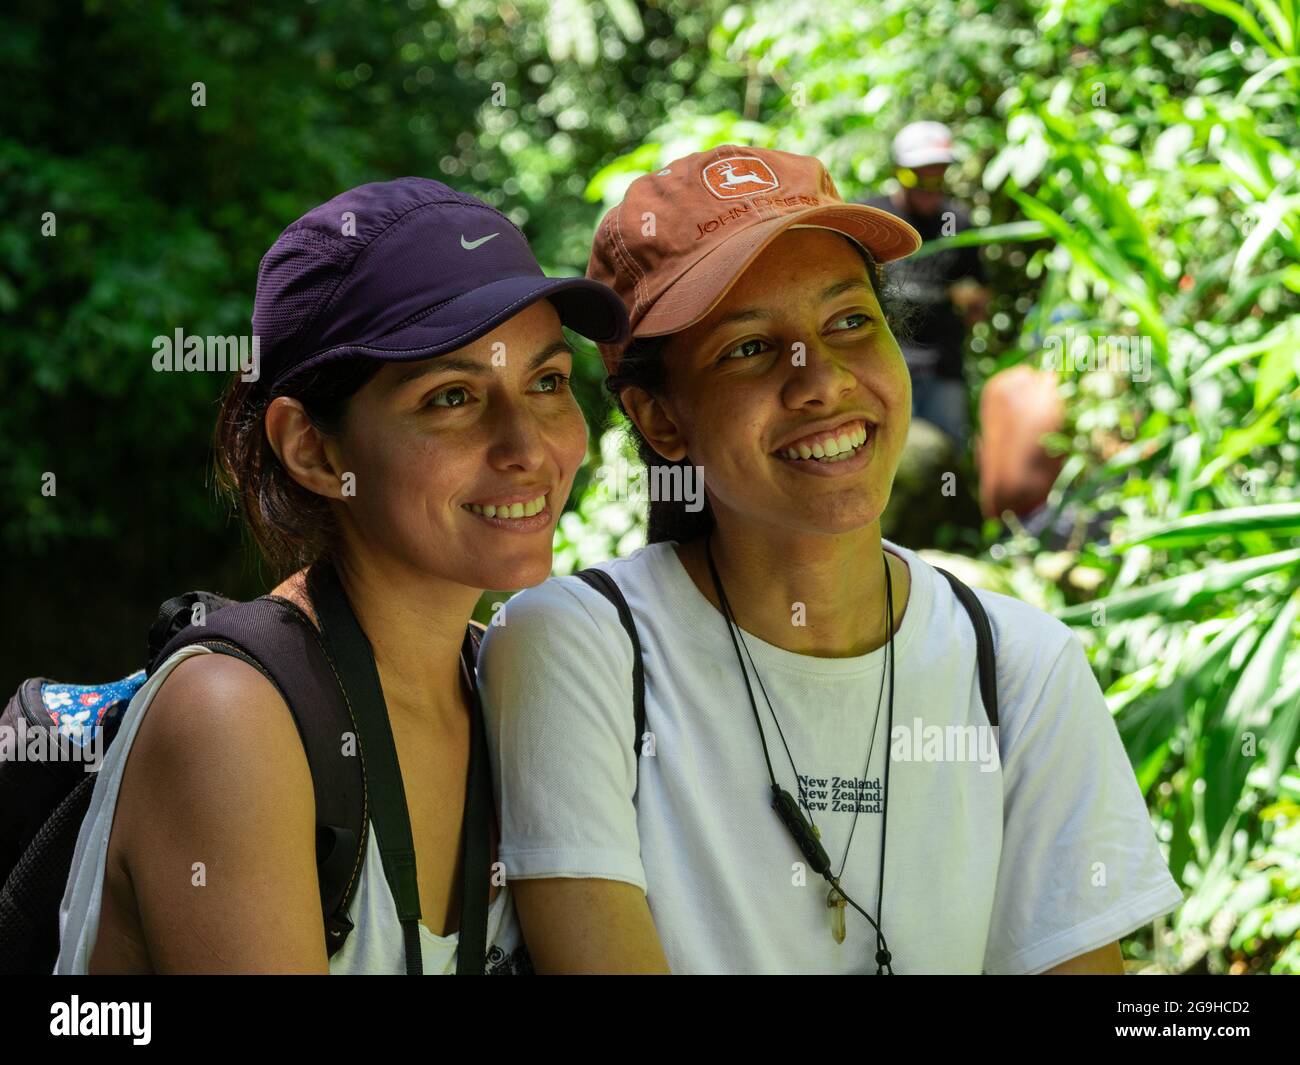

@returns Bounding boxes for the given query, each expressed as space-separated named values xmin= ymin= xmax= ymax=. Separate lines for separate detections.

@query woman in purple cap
xmin=55 ymin=178 xmax=627 ymax=974
xmin=477 ymin=146 xmax=1182 ymax=975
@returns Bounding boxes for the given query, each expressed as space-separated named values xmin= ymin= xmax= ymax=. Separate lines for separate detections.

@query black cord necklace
xmin=704 ymin=533 xmax=897 ymax=974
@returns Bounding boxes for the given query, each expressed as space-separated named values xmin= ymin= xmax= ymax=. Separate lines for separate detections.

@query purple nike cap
xmin=253 ymin=177 xmax=630 ymax=392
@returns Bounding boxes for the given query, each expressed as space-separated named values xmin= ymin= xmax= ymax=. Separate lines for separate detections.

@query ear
xmin=264 ymin=396 xmax=348 ymax=500
xmin=619 ymin=385 xmax=689 ymax=463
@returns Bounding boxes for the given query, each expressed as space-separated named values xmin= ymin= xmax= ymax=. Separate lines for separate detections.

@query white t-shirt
xmin=477 ymin=538 xmax=1183 ymax=974
xmin=56 ymin=644 xmax=530 ymax=975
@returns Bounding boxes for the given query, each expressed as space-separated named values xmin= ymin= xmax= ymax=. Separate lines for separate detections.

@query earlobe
xmin=619 ymin=385 xmax=689 ymax=463
xmin=264 ymin=397 xmax=345 ymax=500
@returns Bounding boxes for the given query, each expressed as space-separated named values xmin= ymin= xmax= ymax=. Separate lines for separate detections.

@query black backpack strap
xmin=574 ymin=568 xmax=646 ymax=779
xmin=933 ymin=567 xmax=999 ymax=728
xmin=573 ymin=564 xmax=997 ymax=779
xmin=149 ymin=593 xmax=367 ymax=959
xmin=147 ymin=591 xmax=239 ymax=670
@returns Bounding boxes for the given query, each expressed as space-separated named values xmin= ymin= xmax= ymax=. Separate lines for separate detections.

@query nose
xmin=485 ymin=399 xmax=547 ymax=474
xmin=782 ymin=338 xmax=857 ymax=410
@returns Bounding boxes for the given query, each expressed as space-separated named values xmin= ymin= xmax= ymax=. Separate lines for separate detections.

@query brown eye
xmin=430 ymin=386 xmax=470 ymax=408
xmin=830 ymin=313 xmax=871 ymax=332
xmin=530 ymin=372 xmax=570 ymax=394
xmin=722 ymin=338 xmax=770 ymax=361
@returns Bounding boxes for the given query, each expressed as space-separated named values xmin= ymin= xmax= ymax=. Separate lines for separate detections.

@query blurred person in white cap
xmin=861 ymin=121 xmax=991 ymax=451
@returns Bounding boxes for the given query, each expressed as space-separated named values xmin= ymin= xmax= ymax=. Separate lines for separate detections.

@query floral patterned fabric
xmin=40 ymin=671 xmax=145 ymax=748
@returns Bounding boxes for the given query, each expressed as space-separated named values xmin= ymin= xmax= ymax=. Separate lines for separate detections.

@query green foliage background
xmin=3 ymin=0 xmax=1299 ymax=973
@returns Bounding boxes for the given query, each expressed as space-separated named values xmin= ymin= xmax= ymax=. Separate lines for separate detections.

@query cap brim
xmin=897 ymin=150 xmax=957 ymax=168
xmin=282 ymin=274 xmax=629 ymax=383
xmin=635 ymin=204 xmax=922 ymax=338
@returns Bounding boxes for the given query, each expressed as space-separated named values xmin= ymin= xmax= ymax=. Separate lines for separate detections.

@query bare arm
xmin=1042 ymin=940 xmax=1125 ymax=974
xmin=110 ymin=653 xmax=329 ymax=974
xmin=511 ymin=878 xmax=671 ymax=974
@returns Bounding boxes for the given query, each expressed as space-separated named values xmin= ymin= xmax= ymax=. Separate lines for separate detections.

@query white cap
xmin=891 ymin=121 xmax=957 ymax=168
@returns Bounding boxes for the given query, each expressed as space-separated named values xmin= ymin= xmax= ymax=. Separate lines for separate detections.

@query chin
xmin=793 ymin=494 xmax=890 ymax=535
xmin=477 ymin=555 xmax=555 ymax=592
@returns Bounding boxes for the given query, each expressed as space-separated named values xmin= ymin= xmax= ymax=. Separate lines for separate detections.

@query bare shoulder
xmin=108 ymin=650 xmax=326 ymax=973
xmin=128 ymin=651 xmax=311 ymax=784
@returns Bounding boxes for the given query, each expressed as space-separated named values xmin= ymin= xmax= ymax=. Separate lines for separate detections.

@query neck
xmin=675 ymin=516 xmax=910 ymax=658
xmin=293 ymin=550 xmax=482 ymax=729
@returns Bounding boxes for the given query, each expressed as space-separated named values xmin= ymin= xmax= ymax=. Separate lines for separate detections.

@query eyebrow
xmin=820 ymin=278 xmax=873 ymax=300
xmin=389 ymin=339 xmax=572 ymax=389
xmin=701 ymin=277 xmax=874 ymax=339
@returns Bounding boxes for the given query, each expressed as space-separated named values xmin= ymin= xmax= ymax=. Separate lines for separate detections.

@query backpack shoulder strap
xmin=573 ymin=568 xmax=646 ymax=777
xmin=467 ymin=619 xmax=486 ymax=656
xmin=574 ymin=563 xmax=999 ymax=771
xmin=148 ymin=594 xmax=368 ymax=958
xmin=933 ymin=567 xmax=999 ymax=727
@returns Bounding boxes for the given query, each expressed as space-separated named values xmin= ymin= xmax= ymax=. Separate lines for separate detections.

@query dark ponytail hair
xmin=604 ymin=334 xmax=713 ymax=545
xmin=214 ymin=359 xmax=383 ymax=577
xmin=605 ymin=245 xmax=905 ymax=544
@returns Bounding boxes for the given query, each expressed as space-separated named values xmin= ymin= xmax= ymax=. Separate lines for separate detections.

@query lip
xmin=772 ymin=415 xmax=876 ymax=454
xmin=772 ymin=424 xmax=877 ymax=476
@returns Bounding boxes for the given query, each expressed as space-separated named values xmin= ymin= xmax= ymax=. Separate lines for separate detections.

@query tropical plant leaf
xmin=1055 ymin=549 xmax=1300 ymax=624
xmin=1112 ymin=503 xmax=1300 ymax=550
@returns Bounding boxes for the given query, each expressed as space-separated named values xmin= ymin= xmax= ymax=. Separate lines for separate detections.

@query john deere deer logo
xmin=702 ymin=157 xmax=780 ymax=200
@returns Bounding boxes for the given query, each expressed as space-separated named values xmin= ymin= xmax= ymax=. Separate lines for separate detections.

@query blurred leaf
xmin=1113 ymin=503 xmax=1300 ymax=550
xmin=1055 ymin=548 xmax=1300 ymax=624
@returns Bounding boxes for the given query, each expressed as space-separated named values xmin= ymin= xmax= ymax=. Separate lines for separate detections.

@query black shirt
xmin=861 ymin=195 xmax=986 ymax=382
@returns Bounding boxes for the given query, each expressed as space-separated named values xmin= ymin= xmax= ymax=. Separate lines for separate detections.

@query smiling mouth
xmin=772 ymin=419 xmax=875 ymax=464
xmin=460 ymin=492 xmax=549 ymax=519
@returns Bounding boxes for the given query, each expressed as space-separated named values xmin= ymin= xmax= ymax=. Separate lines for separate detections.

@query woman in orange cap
xmin=478 ymin=147 xmax=1181 ymax=975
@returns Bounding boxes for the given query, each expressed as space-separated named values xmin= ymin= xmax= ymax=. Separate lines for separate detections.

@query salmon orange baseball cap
xmin=586 ymin=145 xmax=922 ymax=373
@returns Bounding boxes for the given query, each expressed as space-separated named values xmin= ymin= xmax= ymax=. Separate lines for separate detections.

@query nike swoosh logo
xmin=460 ymin=232 xmax=499 ymax=250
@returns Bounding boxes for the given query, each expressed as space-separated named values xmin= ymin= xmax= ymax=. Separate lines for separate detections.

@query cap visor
xmin=636 ymin=204 xmax=922 ymax=338
xmin=288 ymin=274 xmax=629 ymax=379
xmin=898 ymin=150 xmax=957 ymax=168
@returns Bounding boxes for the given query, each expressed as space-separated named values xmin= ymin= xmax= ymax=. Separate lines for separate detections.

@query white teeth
xmin=464 ymin=493 xmax=547 ymax=518
xmin=777 ymin=424 xmax=875 ymax=464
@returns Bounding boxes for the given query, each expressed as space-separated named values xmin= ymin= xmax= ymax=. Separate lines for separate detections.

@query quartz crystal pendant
xmin=827 ymin=886 xmax=847 ymax=944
